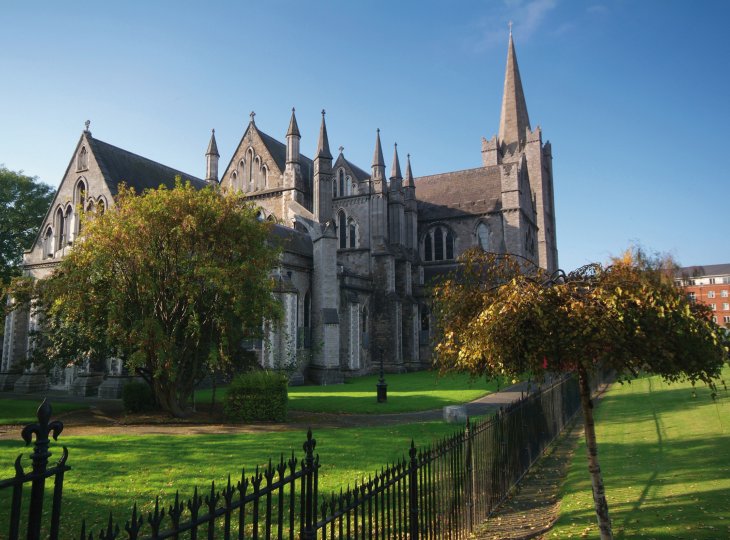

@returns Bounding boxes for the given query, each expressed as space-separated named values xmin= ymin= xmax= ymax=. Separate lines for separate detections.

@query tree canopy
xmin=10 ymin=181 xmax=281 ymax=416
xmin=432 ymin=248 xmax=727 ymax=539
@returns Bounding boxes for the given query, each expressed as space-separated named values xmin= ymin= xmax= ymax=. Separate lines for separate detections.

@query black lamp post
xmin=376 ymin=346 xmax=387 ymax=403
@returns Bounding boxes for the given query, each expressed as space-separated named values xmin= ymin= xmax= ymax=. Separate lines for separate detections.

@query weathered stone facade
xmin=1 ymin=34 xmax=558 ymax=394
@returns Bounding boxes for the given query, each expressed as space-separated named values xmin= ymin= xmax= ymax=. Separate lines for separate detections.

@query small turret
xmin=205 ymin=129 xmax=219 ymax=184
xmin=404 ymin=153 xmax=415 ymax=199
xmin=314 ymin=110 xmax=333 ymax=222
xmin=371 ymin=129 xmax=386 ymax=192
xmin=390 ymin=143 xmax=402 ymax=187
xmin=286 ymin=108 xmax=300 ymax=164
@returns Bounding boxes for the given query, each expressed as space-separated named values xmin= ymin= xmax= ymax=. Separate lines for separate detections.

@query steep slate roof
xmin=257 ymin=129 xmax=314 ymax=188
xmin=415 ymin=166 xmax=502 ymax=221
xmin=677 ymin=264 xmax=730 ymax=278
xmin=89 ymin=137 xmax=205 ymax=195
xmin=270 ymin=223 xmax=313 ymax=257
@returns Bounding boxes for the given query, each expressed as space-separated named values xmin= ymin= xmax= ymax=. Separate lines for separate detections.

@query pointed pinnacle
xmin=404 ymin=153 xmax=415 ymax=187
xmin=206 ymin=128 xmax=219 ymax=156
xmin=390 ymin=142 xmax=402 ymax=180
xmin=372 ymin=129 xmax=385 ymax=168
xmin=317 ymin=109 xmax=332 ymax=159
xmin=287 ymin=107 xmax=300 ymax=137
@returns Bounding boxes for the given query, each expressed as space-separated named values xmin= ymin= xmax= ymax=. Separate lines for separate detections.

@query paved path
xmin=0 ymin=380 xmax=541 ymax=438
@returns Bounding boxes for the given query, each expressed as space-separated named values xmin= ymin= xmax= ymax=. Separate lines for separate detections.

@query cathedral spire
xmin=286 ymin=108 xmax=301 ymax=165
xmin=498 ymin=31 xmax=531 ymax=148
xmin=390 ymin=143 xmax=402 ymax=180
xmin=372 ymin=128 xmax=385 ymax=169
xmin=317 ymin=109 xmax=332 ymax=159
xmin=206 ymin=128 xmax=219 ymax=157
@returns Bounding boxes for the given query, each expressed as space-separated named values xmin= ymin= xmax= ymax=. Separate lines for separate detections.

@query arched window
xmin=338 ymin=169 xmax=345 ymax=197
xmin=87 ymin=200 xmax=95 ymax=214
xmin=255 ymin=156 xmax=261 ymax=189
xmin=348 ymin=218 xmax=357 ymax=248
xmin=231 ymin=170 xmax=238 ymax=188
xmin=303 ymin=292 xmax=311 ymax=329
xmin=74 ymin=180 xmax=86 ymax=234
xmin=56 ymin=208 xmax=65 ymax=250
xmin=77 ymin=146 xmax=88 ymax=170
xmin=262 ymin=166 xmax=268 ymax=189
xmin=338 ymin=211 xmax=347 ymax=249
xmin=44 ymin=227 xmax=53 ymax=258
xmin=423 ymin=226 xmax=455 ymax=262
xmin=97 ymin=199 xmax=106 ymax=215
xmin=434 ymin=227 xmax=444 ymax=261
xmin=247 ymin=149 xmax=255 ymax=190
xmin=477 ymin=223 xmax=490 ymax=251
xmin=64 ymin=206 xmax=72 ymax=244
xmin=332 ymin=178 xmax=337 ymax=199
xmin=362 ymin=307 xmax=368 ymax=333
xmin=424 ymin=233 xmax=432 ymax=261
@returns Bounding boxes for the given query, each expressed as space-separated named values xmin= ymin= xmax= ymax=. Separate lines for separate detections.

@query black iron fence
xmin=2 ymin=375 xmax=585 ymax=539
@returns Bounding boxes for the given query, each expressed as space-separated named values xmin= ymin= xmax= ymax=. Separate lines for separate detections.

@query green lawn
xmin=0 ymin=398 xmax=88 ymax=425
xmin=0 ymin=421 xmax=467 ymax=538
xmin=551 ymin=365 xmax=730 ymax=539
xmin=197 ymin=370 xmax=514 ymax=414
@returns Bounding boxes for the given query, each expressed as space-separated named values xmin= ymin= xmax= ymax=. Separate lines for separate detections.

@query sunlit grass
xmin=197 ymin=370 xmax=515 ymax=414
xmin=0 ymin=398 xmax=88 ymax=425
xmin=550 ymin=365 xmax=730 ymax=539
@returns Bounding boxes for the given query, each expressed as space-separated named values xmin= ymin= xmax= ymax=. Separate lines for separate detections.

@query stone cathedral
xmin=1 ymin=34 xmax=558 ymax=396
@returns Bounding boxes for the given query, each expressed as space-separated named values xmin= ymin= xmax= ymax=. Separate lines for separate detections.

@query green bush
xmin=224 ymin=370 xmax=288 ymax=422
xmin=122 ymin=380 xmax=156 ymax=413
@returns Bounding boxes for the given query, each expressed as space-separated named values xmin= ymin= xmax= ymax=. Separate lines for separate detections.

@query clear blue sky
xmin=1 ymin=0 xmax=728 ymax=272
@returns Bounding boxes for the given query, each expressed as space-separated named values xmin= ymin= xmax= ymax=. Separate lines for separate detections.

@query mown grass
xmin=550 ymin=365 xmax=730 ymax=539
xmin=0 ymin=398 xmax=88 ymax=425
xmin=197 ymin=370 xmax=514 ymax=414
xmin=0 ymin=420 xmax=468 ymax=537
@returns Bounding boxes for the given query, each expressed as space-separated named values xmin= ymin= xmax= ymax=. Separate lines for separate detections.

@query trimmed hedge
xmin=223 ymin=370 xmax=288 ymax=422
xmin=122 ymin=380 xmax=156 ymax=413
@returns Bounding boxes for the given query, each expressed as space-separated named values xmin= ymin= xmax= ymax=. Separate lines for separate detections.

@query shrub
xmin=122 ymin=380 xmax=156 ymax=413
xmin=224 ymin=370 xmax=288 ymax=422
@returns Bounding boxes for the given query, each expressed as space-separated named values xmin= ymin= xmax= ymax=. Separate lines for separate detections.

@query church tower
xmin=482 ymin=30 xmax=559 ymax=272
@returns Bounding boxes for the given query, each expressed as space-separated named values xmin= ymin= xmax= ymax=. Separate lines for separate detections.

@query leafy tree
xmin=9 ymin=181 xmax=281 ymax=417
xmin=0 ymin=166 xmax=54 ymax=337
xmin=432 ymin=248 xmax=727 ymax=540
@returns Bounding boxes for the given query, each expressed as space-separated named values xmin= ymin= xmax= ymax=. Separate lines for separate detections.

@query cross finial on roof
xmin=322 ymin=109 xmax=326 ymax=116
xmin=250 ymin=111 xmax=256 ymax=123
xmin=84 ymin=120 xmax=90 ymax=132
xmin=508 ymin=20 xmax=513 ymax=35
xmin=338 ymin=146 xmax=344 ymax=154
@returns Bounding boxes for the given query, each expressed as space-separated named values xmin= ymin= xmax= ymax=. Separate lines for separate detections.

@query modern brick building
xmin=676 ymin=264 xmax=730 ymax=327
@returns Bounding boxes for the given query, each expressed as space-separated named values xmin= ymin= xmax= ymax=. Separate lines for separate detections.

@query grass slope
xmin=0 ymin=398 xmax=87 ymax=425
xmin=551 ymin=365 xmax=730 ymax=539
xmin=197 ymin=371 xmax=513 ymax=414
xmin=0 ymin=421 xmax=466 ymax=537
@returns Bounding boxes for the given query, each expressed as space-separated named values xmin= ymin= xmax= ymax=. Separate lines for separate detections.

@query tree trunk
xmin=577 ymin=366 xmax=613 ymax=540
xmin=154 ymin=378 xmax=190 ymax=418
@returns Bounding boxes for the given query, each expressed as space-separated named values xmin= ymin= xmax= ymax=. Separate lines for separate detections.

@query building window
xmin=423 ymin=226 xmax=455 ymax=262
xmin=348 ymin=218 xmax=357 ymax=248
xmin=687 ymin=292 xmax=696 ymax=303
xmin=721 ymin=290 xmax=728 ymax=298
xmin=77 ymin=146 xmax=88 ymax=171
xmin=724 ymin=315 xmax=730 ymax=324
xmin=710 ymin=303 xmax=717 ymax=311
xmin=44 ymin=227 xmax=53 ymax=258
xmin=420 ymin=305 xmax=429 ymax=332
xmin=708 ymin=290 xmax=716 ymax=298
xmin=338 ymin=169 xmax=345 ymax=197
xmin=338 ymin=211 xmax=347 ymax=249
xmin=709 ymin=278 xmax=716 ymax=284
xmin=724 ymin=303 xmax=730 ymax=311
xmin=713 ymin=316 xmax=718 ymax=323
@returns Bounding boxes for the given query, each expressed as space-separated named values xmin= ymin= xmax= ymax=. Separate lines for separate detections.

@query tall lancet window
xmin=339 ymin=169 xmax=345 ymax=197
xmin=338 ymin=211 xmax=347 ymax=249
xmin=56 ymin=208 xmax=65 ymax=250
xmin=423 ymin=226 xmax=455 ymax=262
xmin=348 ymin=218 xmax=357 ymax=248
xmin=434 ymin=227 xmax=444 ymax=261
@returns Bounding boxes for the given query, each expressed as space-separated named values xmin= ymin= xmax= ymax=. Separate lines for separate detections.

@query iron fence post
xmin=301 ymin=429 xmax=317 ymax=540
xmin=21 ymin=399 xmax=64 ymax=540
xmin=464 ymin=417 xmax=474 ymax=533
xmin=408 ymin=440 xmax=419 ymax=540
